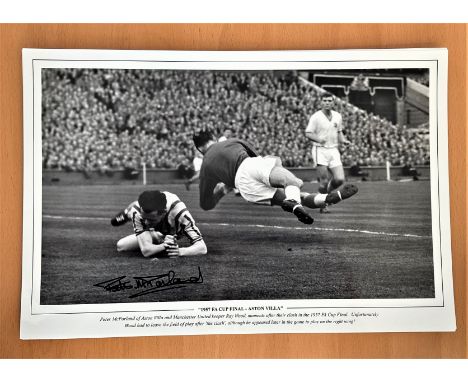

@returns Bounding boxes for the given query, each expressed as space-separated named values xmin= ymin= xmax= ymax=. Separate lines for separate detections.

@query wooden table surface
xmin=0 ymin=24 xmax=466 ymax=358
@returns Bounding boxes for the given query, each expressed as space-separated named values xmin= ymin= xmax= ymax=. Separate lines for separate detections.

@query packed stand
xmin=407 ymin=72 xmax=430 ymax=87
xmin=42 ymin=69 xmax=430 ymax=173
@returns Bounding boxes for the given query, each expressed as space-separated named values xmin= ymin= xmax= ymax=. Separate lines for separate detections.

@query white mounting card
xmin=21 ymin=48 xmax=455 ymax=339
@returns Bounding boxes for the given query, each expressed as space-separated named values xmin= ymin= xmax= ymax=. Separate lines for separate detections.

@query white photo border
xmin=21 ymin=49 xmax=455 ymax=339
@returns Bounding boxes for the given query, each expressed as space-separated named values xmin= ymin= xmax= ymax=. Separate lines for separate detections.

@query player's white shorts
xmin=315 ymin=146 xmax=342 ymax=168
xmin=234 ymin=156 xmax=278 ymax=205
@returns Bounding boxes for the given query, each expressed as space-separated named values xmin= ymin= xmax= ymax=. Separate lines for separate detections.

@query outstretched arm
xmin=137 ymin=231 xmax=167 ymax=258
xmin=180 ymin=240 xmax=207 ymax=257
xmin=165 ymin=237 xmax=207 ymax=257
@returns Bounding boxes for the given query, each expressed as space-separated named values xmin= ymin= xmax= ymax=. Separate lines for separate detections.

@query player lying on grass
xmin=193 ymin=130 xmax=358 ymax=225
xmin=110 ymin=190 xmax=207 ymax=258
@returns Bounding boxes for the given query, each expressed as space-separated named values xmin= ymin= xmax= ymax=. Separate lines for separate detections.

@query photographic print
xmin=21 ymin=49 xmax=455 ymax=339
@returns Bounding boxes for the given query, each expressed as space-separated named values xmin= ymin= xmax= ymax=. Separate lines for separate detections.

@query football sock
xmin=314 ymin=193 xmax=327 ymax=207
xmin=285 ymin=185 xmax=301 ymax=203
xmin=327 ymin=179 xmax=343 ymax=193
xmin=301 ymin=193 xmax=327 ymax=208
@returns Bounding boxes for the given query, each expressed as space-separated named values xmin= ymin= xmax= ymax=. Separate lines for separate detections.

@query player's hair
xmin=193 ymin=130 xmax=215 ymax=151
xmin=138 ymin=190 xmax=167 ymax=213
xmin=320 ymin=92 xmax=334 ymax=100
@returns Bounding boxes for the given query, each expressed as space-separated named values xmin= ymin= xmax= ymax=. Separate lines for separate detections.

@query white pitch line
xmin=42 ymin=214 xmax=431 ymax=239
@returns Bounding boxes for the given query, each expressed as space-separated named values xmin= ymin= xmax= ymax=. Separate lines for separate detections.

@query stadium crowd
xmin=407 ymin=72 xmax=430 ymax=87
xmin=42 ymin=69 xmax=430 ymax=174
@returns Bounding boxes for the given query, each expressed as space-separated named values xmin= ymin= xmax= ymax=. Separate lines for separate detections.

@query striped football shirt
xmin=127 ymin=191 xmax=203 ymax=245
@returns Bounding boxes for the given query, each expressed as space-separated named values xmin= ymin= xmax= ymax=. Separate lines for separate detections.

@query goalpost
xmin=142 ymin=163 xmax=147 ymax=185
xmin=386 ymin=160 xmax=391 ymax=181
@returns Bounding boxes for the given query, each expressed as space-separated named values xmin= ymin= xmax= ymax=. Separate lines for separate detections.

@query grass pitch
xmin=40 ymin=181 xmax=434 ymax=305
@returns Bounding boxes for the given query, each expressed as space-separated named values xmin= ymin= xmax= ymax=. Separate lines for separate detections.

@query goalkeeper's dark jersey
xmin=199 ymin=138 xmax=258 ymax=210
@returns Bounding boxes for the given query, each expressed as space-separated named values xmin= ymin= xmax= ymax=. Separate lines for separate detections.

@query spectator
xmin=401 ymin=162 xmax=421 ymax=181
xmin=177 ymin=156 xmax=195 ymax=180
xmin=349 ymin=161 xmax=369 ymax=181
xmin=41 ymin=68 xmax=430 ymax=172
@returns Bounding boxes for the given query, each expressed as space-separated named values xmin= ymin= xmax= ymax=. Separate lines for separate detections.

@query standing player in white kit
xmin=305 ymin=93 xmax=351 ymax=213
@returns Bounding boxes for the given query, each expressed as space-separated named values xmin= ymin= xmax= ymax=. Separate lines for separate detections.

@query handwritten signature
xmin=93 ymin=267 xmax=203 ymax=298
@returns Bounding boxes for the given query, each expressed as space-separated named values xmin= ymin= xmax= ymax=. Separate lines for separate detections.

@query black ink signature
xmin=93 ymin=267 xmax=203 ymax=298
xmin=93 ymin=276 xmax=133 ymax=292
xmin=130 ymin=267 xmax=203 ymax=298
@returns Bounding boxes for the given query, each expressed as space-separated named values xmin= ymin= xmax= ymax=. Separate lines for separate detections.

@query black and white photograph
xmin=20 ymin=49 xmax=455 ymax=338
